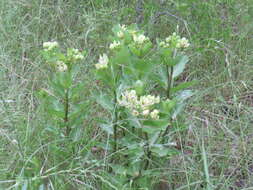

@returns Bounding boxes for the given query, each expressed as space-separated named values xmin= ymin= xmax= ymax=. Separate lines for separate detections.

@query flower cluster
xmin=56 ymin=61 xmax=67 ymax=72
xmin=114 ymin=24 xmax=150 ymax=45
xmin=95 ymin=54 xmax=109 ymax=69
xmin=133 ymin=34 xmax=149 ymax=45
xmin=43 ymin=41 xmax=58 ymax=51
xmin=117 ymin=24 xmax=127 ymax=38
xmin=118 ymin=90 xmax=160 ymax=119
xmin=68 ymin=48 xmax=84 ymax=61
xmin=72 ymin=49 xmax=84 ymax=61
xmin=112 ymin=24 xmax=152 ymax=57
xmin=109 ymin=41 xmax=121 ymax=50
xmin=159 ymin=33 xmax=190 ymax=49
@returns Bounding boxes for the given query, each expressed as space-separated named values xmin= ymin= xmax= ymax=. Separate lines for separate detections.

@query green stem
xmin=164 ymin=50 xmax=176 ymax=141
xmin=167 ymin=49 xmax=177 ymax=98
xmin=143 ymin=132 xmax=151 ymax=170
xmin=161 ymin=119 xmax=172 ymax=143
xmin=113 ymin=90 xmax=118 ymax=154
xmin=64 ymin=89 xmax=70 ymax=136
xmin=166 ymin=65 xmax=174 ymax=99
xmin=111 ymin=61 xmax=122 ymax=156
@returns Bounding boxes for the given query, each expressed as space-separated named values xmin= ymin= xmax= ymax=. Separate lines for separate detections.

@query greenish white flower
xmin=118 ymin=89 xmax=160 ymax=120
xmin=69 ymin=48 xmax=84 ymax=61
xmin=177 ymin=37 xmax=190 ymax=48
xmin=139 ymin=95 xmax=160 ymax=110
xmin=132 ymin=110 xmax=140 ymax=116
xmin=72 ymin=48 xmax=79 ymax=53
xmin=73 ymin=54 xmax=84 ymax=60
xmin=117 ymin=31 xmax=124 ymax=38
xmin=109 ymin=41 xmax=121 ymax=50
xmin=128 ymin=29 xmax=137 ymax=35
xmin=150 ymin=109 xmax=159 ymax=120
xmin=95 ymin=54 xmax=109 ymax=69
xmin=56 ymin=61 xmax=67 ymax=72
xmin=118 ymin=90 xmax=138 ymax=109
xmin=119 ymin=24 xmax=127 ymax=31
xmin=133 ymin=34 xmax=149 ymax=44
xmin=160 ymin=33 xmax=189 ymax=49
xmin=159 ymin=41 xmax=166 ymax=47
xmin=142 ymin=109 xmax=150 ymax=117
xmin=43 ymin=41 xmax=58 ymax=51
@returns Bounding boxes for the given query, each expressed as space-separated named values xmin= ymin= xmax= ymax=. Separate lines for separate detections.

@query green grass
xmin=0 ymin=0 xmax=253 ymax=189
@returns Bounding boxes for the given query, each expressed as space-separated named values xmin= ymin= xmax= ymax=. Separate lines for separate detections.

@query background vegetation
xmin=0 ymin=0 xmax=252 ymax=189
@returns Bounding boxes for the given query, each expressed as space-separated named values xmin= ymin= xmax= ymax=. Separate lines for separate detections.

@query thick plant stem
xmin=113 ymin=90 xmax=118 ymax=154
xmin=64 ymin=89 xmax=70 ymax=136
xmin=143 ymin=132 xmax=151 ymax=170
xmin=161 ymin=119 xmax=172 ymax=143
xmin=113 ymin=124 xmax=117 ymax=153
xmin=167 ymin=49 xmax=177 ymax=98
xmin=166 ymin=65 xmax=174 ymax=99
xmin=163 ymin=63 xmax=174 ymax=142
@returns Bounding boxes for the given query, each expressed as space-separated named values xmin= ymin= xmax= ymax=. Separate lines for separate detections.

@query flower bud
xmin=134 ymin=80 xmax=144 ymax=95
xmin=150 ymin=109 xmax=159 ymax=120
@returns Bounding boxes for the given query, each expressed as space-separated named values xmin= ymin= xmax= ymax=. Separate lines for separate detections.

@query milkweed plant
xmin=38 ymin=42 xmax=87 ymax=140
xmin=38 ymin=23 xmax=193 ymax=189
xmin=94 ymin=24 xmax=194 ymax=188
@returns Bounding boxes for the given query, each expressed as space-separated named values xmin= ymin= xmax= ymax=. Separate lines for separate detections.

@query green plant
xmin=1 ymin=1 xmax=252 ymax=189
xmin=95 ymin=24 xmax=194 ymax=188
xmin=20 ymin=42 xmax=93 ymax=189
xmin=39 ymin=41 xmax=87 ymax=139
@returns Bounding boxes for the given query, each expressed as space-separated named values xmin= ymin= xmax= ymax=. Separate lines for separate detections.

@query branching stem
xmin=143 ymin=132 xmax=151 ymax=170
xmin=166 ymin=65 xmax=174 ymax=99
xmin=64 ymin=89 xmax=70 ymax=136
xmin=113 ymin=90 xmax=118 ymax=154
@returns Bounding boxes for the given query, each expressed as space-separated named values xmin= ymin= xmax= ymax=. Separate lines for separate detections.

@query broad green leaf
xmin=149 ymin=132 xmax=160 ymax=145
xmin=166 ymin=55 xmax=180 ymax=66
xmin=171 ymin=81 xmax=197 ymax=94
xmin=134 ymin=58 xmax=153 ymax=78
xmin=142 ymin=119 xmax=170 ymax=133
xmin=172 ymin=103 xmax=185 ymax=119
xmin=57 ymin=72 xmax=72 ymax=89
xmin=47 ymin=108 xmax=64 ymax=119
xmin=69 ymin=101 xmax=89 ymax=121
xmin=69 ymin=83 xmax=86 ymax=100
xmin=173 ymin=55 xmax=189 ymax=78
xmin=151 ymin=144 xmax=180 ymax=157
xmin=153 ymin=65 xmax=168 ymax=89
xmin=129 ymin=44 xmax=141 ymax=57
xmin=113 ymin=46 xmax=131 ymax=65
xmin=159 ymin=48 xmax=172 ymax=63
xmin=162 ymin=99 xmax=177 ymax=113
xmin=48 ymin=80 xmax=65 ymax=97
xmin=128 ymin=115 xmax=142 ymax=129
xmin=95 ymin=94 xmax=114 ymax=111
xmin=46 ymin=98 xmax=65 ymax=118
xmin=121 ymin=142 xmax=144 ymax=161
xmin=172 ymin=90 xmax=194 ymax=119
xmin=141 ymin=41 xmax=153 ymax=56
xmin=95 ymin=69 xmax=114 ymax=87
xmin=150 ymin=144 xmax=170 ymax=157
xmin=176 ymin=90 xmax=194 ymax=101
